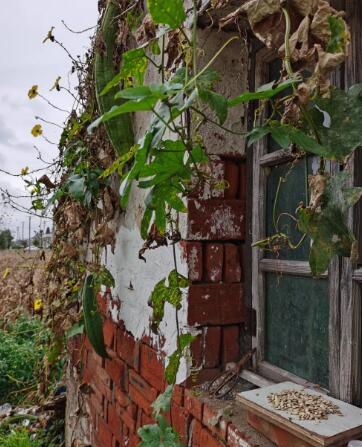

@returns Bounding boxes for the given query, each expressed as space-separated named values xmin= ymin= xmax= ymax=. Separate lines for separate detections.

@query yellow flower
xmin=31 ymin=124 xmax=43 ymax=137
xmin=2 ymin=268 xmax=11 ymax=280
xmin=28 ymin=85 xmax=39 ymax=99
xmin=21 ymin=167 xmax=29 ymax=176
xmin=43 ymin=26 xmax=55 ymax=43
xmin=34 ymin=298 xmax=43 ymax=311
xmin=50 ymin=76 xmax=61 ymax=92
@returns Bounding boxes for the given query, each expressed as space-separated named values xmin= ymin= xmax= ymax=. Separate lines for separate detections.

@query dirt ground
xmin=0 ymin=250 xmax=49 ymax=324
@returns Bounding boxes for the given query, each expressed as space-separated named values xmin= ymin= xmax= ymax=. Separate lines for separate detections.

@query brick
xmin=204 ymin=326 xmax=221 ymax=368
xmin=223 ymin=243 xmax=242 ymax=283
xmin=222 ymin=326 xmax=240 ymax=365
xmin=203 ymin=402 xmax=229 ymax=440
xmin=182 ymin=241 xmax=203 ymax=282
xmin=190 ymin=157 xmax=225 ymax=200
xmin=239 ymin=163 xmax=247 ymax=201
xmin=171 ymin=401 xmax=192 ymax=445
xmin=103 ymin=319 xmax=116 ymax=350
xmin=127 ymin=401 xmax=138 ymax=420
xmin=115 ymin=387 xmax=130 ymax=408
xmin=97 ymin=417 xmax=112 ymax=447
xmin=141 ymin=411 xmax=155 ymax=426
xmin=191 ymin=419 xmax=226 ymax=447
xmin=172 ymin=384 xmax=184 ymax=406
xmin=185 ymin=388 xmax=204 ymax=420
xmin=227 ymin=423 xmax=255 ymax=447
xmin=128 ymin=433 xmax=141 ymax=447
xmin=205 ymin=243 xmax=224 ymax=282
xmin=190 ymin=333 xmax=203 ymax=368
xmin=116 ymin=404 xmax=136 ymax=433
xmin=97 ymin=292 xmax=109 ymax=317
xmin=107 ymin=402 xmax=122 ymax=438
xmin=187 ymin=199 xmax=245 ymax=241
xmin=116 ymin=327 xmax=140 ymax=369
xmin=129 ymin=383 xmax=153 ymax=416
xmin=92 ymin=374 xmax=112 ymax=402
xmin=140 ymin=344 xmax=165 ymax=391
xmin=129 ymin=369 xmax=158 ymax=402
xmin=105 ymin=358 xmax=125 ymax=387
xmin=185 ymin=368 xmax=220 ymax=387
xmin=188 ymin=284 xmax=245 ymax=326
xmin=89 ymin=392 xmax=104 ymax=418
xmin=224 ymin=160 xmax=239 ymax=198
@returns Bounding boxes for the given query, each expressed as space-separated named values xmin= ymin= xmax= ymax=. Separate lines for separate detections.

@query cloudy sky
xmin=0 ymin=0 xmax=98 ymax=238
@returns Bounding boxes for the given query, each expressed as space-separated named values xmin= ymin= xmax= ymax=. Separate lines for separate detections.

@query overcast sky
xmin=0 ymin=0 xmax=98 ymax=238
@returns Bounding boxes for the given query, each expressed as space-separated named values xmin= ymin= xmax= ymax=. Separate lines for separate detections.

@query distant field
xmin=0 ymin=250 xmax=49 ymax=324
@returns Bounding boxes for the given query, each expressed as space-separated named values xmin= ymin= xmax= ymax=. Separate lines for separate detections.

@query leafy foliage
xmin=0 ymin=316 xmax=51 ymax=404
xmin=147 ymin=0 xmax=186 ymax=29
xmin=0 ymin=429 xmax=41 ymax=447
xmin=312 ymin=85 xmax=362 ymax=161
xmin=165 ymin=334 xmax=195 ymax=385
xmin=138 ymin=416 xmax=183 ymax=447
xmin=298 ymin=172 xmax=362 ymax=276
xmin=149 ymin=270 xmax=188 ymax=331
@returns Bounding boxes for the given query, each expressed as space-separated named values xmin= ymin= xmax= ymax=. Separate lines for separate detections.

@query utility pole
xmin=28 ymin=216 xmax=31 ymax=252
xmin=22 ymin=221 xmax=24 ymax=240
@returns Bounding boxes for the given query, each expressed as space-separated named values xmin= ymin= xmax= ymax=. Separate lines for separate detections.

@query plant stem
xmin=184 ymin=36 xmax=239 ymax=90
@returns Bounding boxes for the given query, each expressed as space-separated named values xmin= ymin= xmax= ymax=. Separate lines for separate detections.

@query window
xmin=251 ymin=47 xmax=362 ymax=405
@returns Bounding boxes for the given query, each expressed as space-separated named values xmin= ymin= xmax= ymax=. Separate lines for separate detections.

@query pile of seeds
xmin=267 ymin=389 xmax=342 ymax=422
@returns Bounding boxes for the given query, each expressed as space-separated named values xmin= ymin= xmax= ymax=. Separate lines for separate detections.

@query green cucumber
xmin=82 ymin=274 xmax=109 ymax=358
xmin=94 ymin=0 xmax=134 ymax=156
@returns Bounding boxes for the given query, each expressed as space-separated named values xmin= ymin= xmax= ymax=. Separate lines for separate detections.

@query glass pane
xmin=265 ymin=159 xmax=310 ymax=261
xmin=265 ymin=273 xmax=329 ymax=388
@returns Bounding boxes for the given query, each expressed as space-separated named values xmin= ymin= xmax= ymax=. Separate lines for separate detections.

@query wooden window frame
xmin=251 ymin=47 xmax=362 ymax=404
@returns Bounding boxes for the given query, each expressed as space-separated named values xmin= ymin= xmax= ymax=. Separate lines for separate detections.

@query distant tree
xmin=0 ymin=229 xmax=13 ymax=249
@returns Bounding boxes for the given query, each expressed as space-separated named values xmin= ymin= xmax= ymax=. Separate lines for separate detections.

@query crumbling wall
xmin=66 ymin=26 xmax=252 ymax=447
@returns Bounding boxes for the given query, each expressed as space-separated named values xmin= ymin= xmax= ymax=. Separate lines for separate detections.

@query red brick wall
xmin=68 ymin=158 xmax=248 ymax=446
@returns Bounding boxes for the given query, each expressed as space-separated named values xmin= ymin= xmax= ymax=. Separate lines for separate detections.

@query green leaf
xmin=168 ymin=270 xmax=188 ymax=288
xmin=190 ymin=144 xmax=208 ymax=164
xmin=198 ymin=88 xmax=228 ymax=125
xmin=121 ymin=48 xmax=148 ymax=86
xmin=178 ymin=333 xmax=196 ymax=351
xmin=326 ymin=15 xmax=348 ymax=54
xmin=138 ymin=416 xmax=183 ymax=447
xmin=152 ymin=385 xmax=173 ymax=418
xmin=270 ymin=126 xmax=291 ymax=149
xmin=311 ymin=86 xmax=362 ymax=161
xmin=147 ymin=0 xmax=186 ymax=29
xmin=247 ymin=126 xmax=270 ymax=147
xmin=165 ymin=350 xmax=181 ymax=385
xmin=66 ymin=322 xmax=84 ymax=339
xmin=82 ymin=274 xmax=109 ymax=358
xmin=141 ymin=207 xmax=153 ymax=239
xmin=297 ymin=172 xmax=362 ymax=276
xmin=89 ymin=97 xmax=159 ymax=132
xmin=165 ymin=334 xmax=195 ymax=385
xmin=67 ymin=174 xmax=86 ymax=200
xmin=228 ymin=79 xmax=298 ymax=107
xmin=149 ymin=279 xmax=169 ymax=329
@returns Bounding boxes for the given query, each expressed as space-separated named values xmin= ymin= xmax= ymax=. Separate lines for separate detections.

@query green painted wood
xmin=265 ymin=273 xmax=329 ymax=388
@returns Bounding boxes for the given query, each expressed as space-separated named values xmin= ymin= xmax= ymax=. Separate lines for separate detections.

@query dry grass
xmin=0 ymin=250 xmax=49 ymax=325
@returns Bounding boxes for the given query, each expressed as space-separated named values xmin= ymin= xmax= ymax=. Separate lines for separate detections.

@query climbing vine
xmin=19 ymin=0 xmax=362 ymax=445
